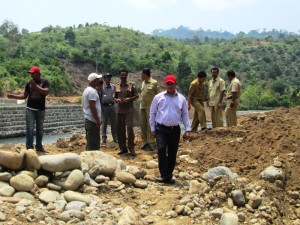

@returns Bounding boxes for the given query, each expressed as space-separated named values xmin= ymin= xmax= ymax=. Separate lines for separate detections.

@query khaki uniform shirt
xmin=140 ymin=78 xmax=161 ymax=109
xmin=226 ymin=77 xmax=241 ymax=99
xmin=189 ymin=79 xmax=208 ymax=101
xmin=209 ymin=77 xmax=225 ymax=106
xmin=114 ymin=82 xmax=138 ymax=114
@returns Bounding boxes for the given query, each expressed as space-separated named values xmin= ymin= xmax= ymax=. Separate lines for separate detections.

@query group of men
xmin=8 ymin=65 xmax=241 ymax=185
xmin=188 ymin=67 xmax=241 ymax=130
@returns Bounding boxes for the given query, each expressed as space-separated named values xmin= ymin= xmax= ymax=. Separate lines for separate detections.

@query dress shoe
xmin=36 ymin=146 xmax=45 ymax=152
xmin=155 ymin=177 xmax=175 ymax=184
xmin=148 ymin=144 xmax=155 ymax=151
xmin=130 ymin=152 xmax=137 ymax=157
xmin=118 ymin=149 xmax=128 ymax=155
xmin=140 ymin=143 xmax=149 ymax=150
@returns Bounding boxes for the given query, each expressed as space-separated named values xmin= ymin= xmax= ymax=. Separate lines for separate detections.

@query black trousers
xmin=155 ymin=124 xmax=181 ymax=180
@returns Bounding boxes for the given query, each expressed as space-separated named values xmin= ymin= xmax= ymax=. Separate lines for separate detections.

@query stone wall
xmin=0 ymin=104 xmax=83 ymax=138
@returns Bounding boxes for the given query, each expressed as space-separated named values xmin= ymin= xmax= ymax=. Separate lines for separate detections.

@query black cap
xmin=103 ymin=73 xmax=112 ymax=78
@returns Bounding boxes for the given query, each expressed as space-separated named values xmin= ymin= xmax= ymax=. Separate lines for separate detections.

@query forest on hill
xmin=0 ymin=20 xmax=299 ymax=109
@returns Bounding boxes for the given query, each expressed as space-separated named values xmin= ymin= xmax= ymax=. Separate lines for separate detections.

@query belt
xmin=227 ymin=97 xmax=239 ymax=100
xmin=156 ymin=123 xmax=180 ymax=130
xmin=102 ymin=103 xmax=114 ymax=106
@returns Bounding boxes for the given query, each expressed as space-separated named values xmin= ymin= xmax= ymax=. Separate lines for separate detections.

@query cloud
xmin=124 ymin=0 xmax=178 ymax=9
xmin=192 ymin=0 xmax=257 ymax=11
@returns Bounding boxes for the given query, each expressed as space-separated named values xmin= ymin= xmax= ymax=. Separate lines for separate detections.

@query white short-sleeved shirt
xmin=82 ymin=86 xmax=101 ymax=123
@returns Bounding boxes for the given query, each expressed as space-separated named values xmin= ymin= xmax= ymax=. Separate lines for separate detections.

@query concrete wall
xmin=0 ymin=104 xmax=83 ymax=138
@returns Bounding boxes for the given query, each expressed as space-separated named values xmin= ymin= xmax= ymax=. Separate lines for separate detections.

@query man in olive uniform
xmin=225 ymin=70 xmax=241 ymax=127
xmin=114 ymin=69 xmax=139 ymax=156
xmin=140 ymin=68 xmax=162 ymax=151
xmin=188 ymin=71 xmax=209 ymax=132
xmin=208 ymin=67 xmax=225 ymax=128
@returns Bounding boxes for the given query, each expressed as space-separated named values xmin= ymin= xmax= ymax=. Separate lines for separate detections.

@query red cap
xmin=28 ymin=66 xmax=40 ymax=74
xmin=164 ymin=75 xmax=177 ymax=84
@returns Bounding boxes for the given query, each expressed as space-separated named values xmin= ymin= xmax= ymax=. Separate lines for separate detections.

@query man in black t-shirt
xmin=7 ymin=66 xmax=50 ymax=151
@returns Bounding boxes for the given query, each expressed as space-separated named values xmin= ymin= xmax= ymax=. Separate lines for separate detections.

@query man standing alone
xmin=150 ymin=75 xmax=190 ymax=184
xmin=225 ymin=70 xmax=241 ymax=127
xmin=208 ymin=67 xmax=225 ymax=128
xmin=100 ymin=73 xmax=118 ymax=143
xmin=7 ymin=66 xmax=50 ymax=152
xmin=114 ymin=69 xmax=139 ymax=156
xmin=139 ymin=68 xmax=161 ymax=151
xmin=82 ymin=73 xmax=102 ymax=150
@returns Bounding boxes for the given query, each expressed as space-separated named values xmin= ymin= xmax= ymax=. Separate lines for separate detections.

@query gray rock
xmin=117 ymin=160 xmax=127 ymax=172
xmin=0 ymin=181 xmax=9 ymax=188
xmin=80 ymin=151 xmax=118 ymax=177
xmin=39 ymin=153 xmax=81 ymax=172
xmin=0 ymin=185 xmax=15 ymax=197
xmin=95 ymin=175 xmax=110 ymax=183
xmin=146 ymin=160 xmax=158 ymax=169
xmin=0 ymin=172 xmax=12 ymax=182
xmin=54 ymin=169 xmax=84 ymax=191
xmin=115 ymin=172 xmax=136 ymax=184
xmin=13 ymin=192 xmax=35 ymax=201
xmin=231 ymin=189 xmax=246 ymax=206
xmin=259 ymin=166 xmax=285 ymax=182
xmin=204 ymin=166 xmax=238 ymax=181
xmin=63 ymin=190 xmax=93 ymax=205
xmin=118 ymin=206 xmax=139 ymax=225
xmin=248 ymin=193 xmax=262 ymax=209
xmin=133 ymin=180 xmax=148 ymax=189
xmin=127 ymin=165 xmax=147 ymax=179
xmin=210 ymin=208 xmax=223 ymax=219
xmin=38 ymin=190 xmax=58 ymax=203
xmin=46 ymin=182 xmax=62 ymax=191
xmin=220 ymin=213 xmax=239 ymax=225
xmin=0 ymin=212 xmax=6 ymax=221
xmin=65 ymin=201 xmax=87 ymax=211
xmin=35 ymin=175 xmax=49 ymax=187
xmin=108 ymin=181 xmax=122 ymax=188
xmin=9 ymin=174 xmax=35 ymax=191
xmin=53 ymin=199 xmax=67 ymax=210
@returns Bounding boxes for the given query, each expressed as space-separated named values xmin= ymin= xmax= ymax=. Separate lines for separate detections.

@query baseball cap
xmin=88 ymin=73 xmax=102 ymax=81
xmin=164 ymin=75 xmax=177 ymax=84
xmin=28 ymin=66 xmax=40 ymax=74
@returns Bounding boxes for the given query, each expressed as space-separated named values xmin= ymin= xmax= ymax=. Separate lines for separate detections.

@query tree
xmin=64 ymin=28 xmax=76 ymax=46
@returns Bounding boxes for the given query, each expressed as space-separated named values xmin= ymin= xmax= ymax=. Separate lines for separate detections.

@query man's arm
xmin=29 ymin=79 xmax=49 ymax=96
xmin=187 ymin=84 xmax=194 ymax=110
xmin=217 ymin=79 xmax=226 ymax=108
xmin=89 ymin=100 xmax=101 ymax=127
xmin=149 ymin=96 xmax=158 ymax=138
xmin=182 ymin=98 xmax=191 ymax=139
xmin=7 ymin=91 xmax=28 ymax=100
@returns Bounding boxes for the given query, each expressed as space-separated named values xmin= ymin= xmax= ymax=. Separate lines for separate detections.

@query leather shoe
xmin=118 ymin=149 xmax=128 ymax=155
xmin=155 ymin=177 xmax=175 ymax=184
xmin=36 ymin=146 xmax=45 ymax=152
xmin=148 ymin=144 xmax=155 ymax=151
xmin=140 ymin=143 xmax=149 ymax=150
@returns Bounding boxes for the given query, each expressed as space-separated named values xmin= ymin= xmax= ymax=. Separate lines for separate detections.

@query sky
xmin=0 ymin=0 xmax=299 ymax=34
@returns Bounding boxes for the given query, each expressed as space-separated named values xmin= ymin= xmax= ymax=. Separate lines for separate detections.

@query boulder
xmin=204 ymin=166 xmax=237 ymax=181
xmin=80 ymin=151 xmax=118 ymax=177
xmin=259 ymin=166 xmax=285 ymax=182
xmin=24 ymin=149 xmax=41 ymax=171
xmin=39 ymin=153 xmax=81 ymax=172
xmin=116 ymin=172 xmax=136 ymax=184
xmin=9 ymin=174 xmax=35 ymax=191
xmin=0 ymin=150 xmax=25 ymax=170
xmin=118 ymin=206 xmax=139 ymax=225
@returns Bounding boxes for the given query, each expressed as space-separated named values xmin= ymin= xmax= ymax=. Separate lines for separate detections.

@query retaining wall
xmin=0 ymin=104 xmax=83 ymax=138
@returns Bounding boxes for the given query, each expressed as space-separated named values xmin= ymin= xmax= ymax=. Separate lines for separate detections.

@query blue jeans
xmin=26 ymin=108 xmax=45 ymax=149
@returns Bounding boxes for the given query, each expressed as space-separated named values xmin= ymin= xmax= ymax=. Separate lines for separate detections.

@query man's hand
xmin=230 ymin=101 xmax=235 ymax=108
xmin=182 ymin=131 xmax=190 ymax=140
xmin=151 ymin=131 xmax=156 ymax=138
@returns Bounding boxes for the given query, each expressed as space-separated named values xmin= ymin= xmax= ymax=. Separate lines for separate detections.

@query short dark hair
xmin=197 ymin=71 xmax=207 ymax=78
xmin=142 ymin=68 xmax=151 ymax=76
xmin=211 ymin=67 xmax=219 ymax=73
xmin=119 ymin=69 xmax=128 ymax=75
xmin=226 ymin=70 xmax=236 ymax=77
xmin=99 ymin=79 xmax=104 ymax=85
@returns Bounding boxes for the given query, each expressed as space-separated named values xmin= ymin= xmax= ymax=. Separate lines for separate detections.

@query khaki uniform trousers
xmin=225 ymin=99 xmax=239 ymax=127
xmin=191 ymin=99 xmax=206 ymax=132
xmin=210 ymin=106 xmax=224 ymax=128
xmin=140 ymin=107 xmax=154 ymax=145
xmin=117 ymin=112 xmax=135 ymax=152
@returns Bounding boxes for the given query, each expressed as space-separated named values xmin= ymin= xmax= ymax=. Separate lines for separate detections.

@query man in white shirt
xmin=150 ymin=75 xmax=191 ymax=184
xmin=82 ymin=73 xmax=102 ymax=150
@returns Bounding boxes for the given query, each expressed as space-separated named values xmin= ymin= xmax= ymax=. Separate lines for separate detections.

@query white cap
xmin=88 ymin=73 xmax=102 ymax=81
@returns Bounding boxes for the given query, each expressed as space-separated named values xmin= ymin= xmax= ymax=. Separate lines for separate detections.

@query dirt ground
xmin=0 ymin=106 xmax=299 ymax=224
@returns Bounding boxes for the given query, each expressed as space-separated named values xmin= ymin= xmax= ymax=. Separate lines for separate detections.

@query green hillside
xmin=0 ymin=20 xmax=299 ymax=109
